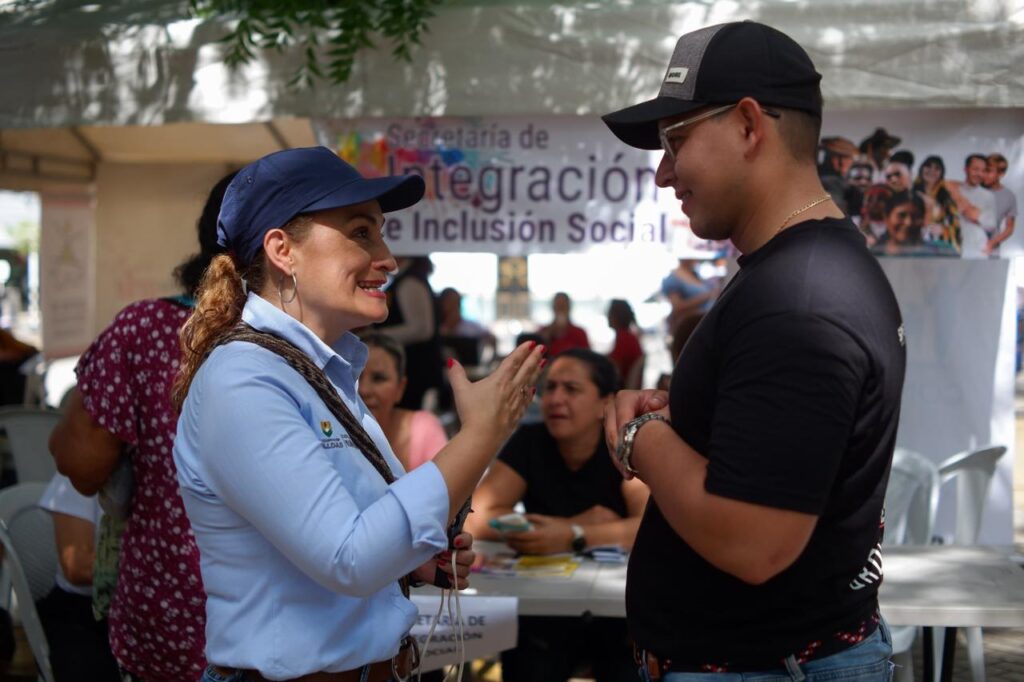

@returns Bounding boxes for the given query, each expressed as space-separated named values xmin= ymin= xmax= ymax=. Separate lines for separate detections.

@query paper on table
xmin=475 ymin=551 xmax=580 ymax=577
xmin=513 ymin=554 xmax=579 ymax=577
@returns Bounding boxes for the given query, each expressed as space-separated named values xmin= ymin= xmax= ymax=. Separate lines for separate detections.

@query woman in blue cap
xmin=171 ymin=146 xmax=544 ymax=682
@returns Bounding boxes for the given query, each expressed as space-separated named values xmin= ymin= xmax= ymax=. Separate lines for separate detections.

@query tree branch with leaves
xmin=189 ymin=0 xmax=442 ymax=87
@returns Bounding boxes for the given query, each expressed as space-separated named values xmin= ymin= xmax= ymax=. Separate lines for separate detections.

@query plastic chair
xmin=884 ymin=448 xmax=940 ymax=546
xmin=883 ymin=447 xmax=940 ymax=682
xmin=938 ymin=445 xmax=1007 ymax=545
xmin=0 ymin=482 xmax=55 ymax=682
xmin=934 ymin=445 xmax=1007 ymax=682
xmin=0 ymin=407 xmax=60 ymax=483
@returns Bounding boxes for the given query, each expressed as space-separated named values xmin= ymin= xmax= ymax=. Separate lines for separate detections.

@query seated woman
xmin=467 ymin=348 xmax=647 ymax=682
xmin=358 ymin=332 xmax=448 ymax=470
xmin=35 ymin=472 xmax=120 ymax=681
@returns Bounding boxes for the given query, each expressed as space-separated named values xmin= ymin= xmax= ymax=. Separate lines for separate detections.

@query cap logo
xmin=665 ymin=67 xmax=689 ymax=84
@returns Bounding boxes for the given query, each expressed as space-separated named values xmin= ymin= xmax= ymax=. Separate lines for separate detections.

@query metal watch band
xmin=617 ymin=412 xmax=671 ymax=475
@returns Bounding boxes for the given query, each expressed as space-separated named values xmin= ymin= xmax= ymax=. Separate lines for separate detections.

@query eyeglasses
xmin=885 ymin=172 xmax=904 ymax=181
xmin=659 ymin=103 xmax=781 ymax=160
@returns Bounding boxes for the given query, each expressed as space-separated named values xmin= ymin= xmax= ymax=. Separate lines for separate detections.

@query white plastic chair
xmin=884 ymin=448 xmax=940 ymax=546
xmin=0 ymin=482 xmax=55 ymax=682
xmin=0 ymin=407 xmax=60 ymax=483
xmin=934 ymin=445 xmax=1007 ymax=682
xmin=883 ymin=447 xmax=940 ymax=682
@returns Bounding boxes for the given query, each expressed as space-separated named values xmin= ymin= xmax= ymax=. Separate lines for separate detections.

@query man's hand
xmin=603 ymin=390 xmax=669 ymax=479
xmin=504 ymin=514 xmax=573 ymax=555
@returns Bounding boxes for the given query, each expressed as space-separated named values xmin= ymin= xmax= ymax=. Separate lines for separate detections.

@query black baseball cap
xmin=217 ymin=146 xmax=425 ymax=266
xmin=603 ymin=21 xmax=823 ymax=150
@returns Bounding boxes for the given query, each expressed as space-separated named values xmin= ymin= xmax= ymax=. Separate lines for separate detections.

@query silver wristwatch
xmin=616 ymin=412 xmax=671 ymax=475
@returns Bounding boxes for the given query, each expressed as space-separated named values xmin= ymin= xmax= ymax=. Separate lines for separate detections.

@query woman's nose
xmin=378 ymin=254 xmax=398 ymax=273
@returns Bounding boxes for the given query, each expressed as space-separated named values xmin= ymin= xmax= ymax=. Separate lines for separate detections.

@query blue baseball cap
xmin=217 ymin=146 xmax=425 ymax=266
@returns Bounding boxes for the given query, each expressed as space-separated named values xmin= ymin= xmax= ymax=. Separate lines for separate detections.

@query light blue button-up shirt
xmin=174 ymin=293 xmax=450 ymax=680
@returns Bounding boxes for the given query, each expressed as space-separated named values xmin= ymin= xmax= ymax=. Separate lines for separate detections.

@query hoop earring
xmin=279 ymin=272 xmax=298 ymax=304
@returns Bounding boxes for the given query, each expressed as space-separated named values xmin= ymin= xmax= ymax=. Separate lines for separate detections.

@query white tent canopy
xmin=2 ymin=0 xmax=1023 ymax=132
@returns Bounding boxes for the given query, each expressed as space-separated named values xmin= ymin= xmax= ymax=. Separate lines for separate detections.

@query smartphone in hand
xmin=488 ymin=512 xmax=534 ymax=533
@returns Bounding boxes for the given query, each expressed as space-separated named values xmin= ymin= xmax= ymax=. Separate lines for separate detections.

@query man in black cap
xmin=602 ymin=21 xmax=904 ymax=680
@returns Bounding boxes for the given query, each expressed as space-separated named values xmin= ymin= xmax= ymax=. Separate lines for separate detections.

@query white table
xmin=880 ymin=546 xmax=1024 ymax=682
xmin=442 ymin=543 xmax=1024 ymax=682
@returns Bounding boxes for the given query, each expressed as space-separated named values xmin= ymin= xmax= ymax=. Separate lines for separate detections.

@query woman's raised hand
xmin=448 ymin=341 xmax=546 ymax=443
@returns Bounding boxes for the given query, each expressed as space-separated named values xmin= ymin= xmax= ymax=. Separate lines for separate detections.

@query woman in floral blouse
xmin=50 ymin=172 xmax=235 ymax=681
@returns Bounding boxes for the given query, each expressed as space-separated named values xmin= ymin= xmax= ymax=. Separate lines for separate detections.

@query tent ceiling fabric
xmin=1 ymin=0 xmax=1023 ymax=132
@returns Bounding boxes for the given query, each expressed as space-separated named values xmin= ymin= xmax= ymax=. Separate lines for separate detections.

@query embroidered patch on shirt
xmin=320 ymin=420 xmax=333 ymax=437
xmin=322 ymin=434 xmax=355 ymax=449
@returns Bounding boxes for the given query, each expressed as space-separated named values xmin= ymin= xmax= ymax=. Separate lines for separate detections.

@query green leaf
xmin=195 ymin=0 xmax=442 ymax=86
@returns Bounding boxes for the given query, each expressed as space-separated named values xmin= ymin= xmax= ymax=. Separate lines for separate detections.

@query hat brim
xmin=602 ymin=96 xmax=707 ymax=150
xmin=305 ymin=173 xmax=426 ymax=215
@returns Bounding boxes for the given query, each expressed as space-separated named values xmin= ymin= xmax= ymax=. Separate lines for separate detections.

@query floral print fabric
xmin=77 ymin=298 xmax=205 ymax=681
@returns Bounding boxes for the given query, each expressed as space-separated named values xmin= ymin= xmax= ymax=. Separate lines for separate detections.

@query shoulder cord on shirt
xmin=210 ymin=323 xmax=412 ymax=598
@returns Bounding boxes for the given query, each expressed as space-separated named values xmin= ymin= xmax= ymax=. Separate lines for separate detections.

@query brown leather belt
xmin=215 ymin=637 xmax=418 ymax=682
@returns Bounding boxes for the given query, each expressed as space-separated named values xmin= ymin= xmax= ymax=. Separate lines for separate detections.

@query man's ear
xmin=735 ymin=98 xmax=769 ymax=158
xmin=263 ymin=228 xmax=293 ymax=274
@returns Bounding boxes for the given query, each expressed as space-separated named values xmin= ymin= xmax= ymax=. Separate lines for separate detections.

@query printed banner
xmin=313 ymin=116 xmax=721 ymax=258
xmin=410 ymin=594 xmax=518 ymax=672
xmin=313 ymin=111 xmax=1022 ymax=260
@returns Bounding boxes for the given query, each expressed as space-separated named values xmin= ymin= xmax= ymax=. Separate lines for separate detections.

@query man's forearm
xmin=629 ymin=421 xmax=815 ymax=584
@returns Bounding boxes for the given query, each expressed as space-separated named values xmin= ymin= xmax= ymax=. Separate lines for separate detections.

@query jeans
xmin=202 ymin=666 xmax=249 ymax=682
xmin=638 ymin=619 xmax=895 ymax=682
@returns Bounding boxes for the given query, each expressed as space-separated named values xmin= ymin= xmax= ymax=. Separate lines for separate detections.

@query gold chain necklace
xmin=774 ymin=194 xmax=833 ymax=237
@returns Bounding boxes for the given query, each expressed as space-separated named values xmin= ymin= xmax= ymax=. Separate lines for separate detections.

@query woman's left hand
xmin=412 ymin=532 xmax=475 ymax=589
xmin=504 ymin=514 xmax=573 ymax=555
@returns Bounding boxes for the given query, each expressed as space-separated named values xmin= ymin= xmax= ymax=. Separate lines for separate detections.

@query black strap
xmin=210 ymin=324 xmax=412 ymax=597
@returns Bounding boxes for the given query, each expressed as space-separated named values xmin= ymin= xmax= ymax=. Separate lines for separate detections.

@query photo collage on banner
xmin=314 ymin=110 xmax=1021 ymax=261
xmin=820 ymin=109 xmax=1023 ymax=259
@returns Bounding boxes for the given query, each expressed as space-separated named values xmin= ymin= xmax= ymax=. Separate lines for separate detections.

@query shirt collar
xmin=240 ymin=293 xmax=368 ymax=376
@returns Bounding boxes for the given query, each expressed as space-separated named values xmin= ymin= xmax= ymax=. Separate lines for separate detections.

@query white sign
xmin=40 ymin=192 xmax=95 ymax=359
xmin=410 ymin=594 xmax=518 ymax=672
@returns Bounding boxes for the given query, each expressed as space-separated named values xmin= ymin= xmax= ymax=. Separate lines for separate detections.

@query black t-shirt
xmin=499 ymin=423 xmax=628 ymax=518
xmin=627 ymin=218 xmax=905 ymax=669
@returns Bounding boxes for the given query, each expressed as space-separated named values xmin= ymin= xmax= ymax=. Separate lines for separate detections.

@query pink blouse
xmin=77 ymin=298 xmax=206 ymax=681
xmin=406 ymin=410 xmax=448 ymax=471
